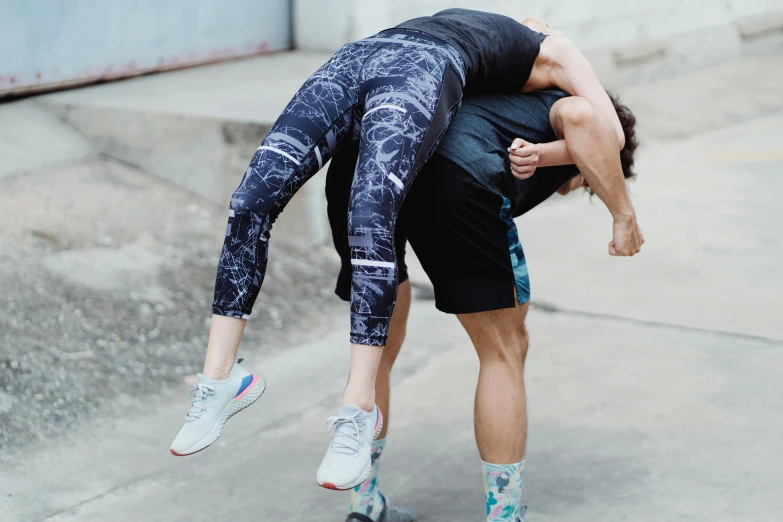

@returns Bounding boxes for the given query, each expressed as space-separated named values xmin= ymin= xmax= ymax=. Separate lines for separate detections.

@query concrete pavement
xmin=3 ymin=303 xmax=781 ymax=521
xmin=521 ymin=110 xmax=783 ymax=341
xmin=1 ymin=51 xmax=782 ymax=521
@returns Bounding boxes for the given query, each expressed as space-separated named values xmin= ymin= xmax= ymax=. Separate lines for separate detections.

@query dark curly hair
xmin=608 ymin=91 xmax=638 ymax=180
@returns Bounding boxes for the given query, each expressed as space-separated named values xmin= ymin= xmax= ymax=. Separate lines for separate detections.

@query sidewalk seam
xmin=530 ymin=301 xmax=783 ymax=346
xmin=33 ymin=472 xmax=159 ymax=522
xmin=0 ymin=153 xmax=104 ymax=181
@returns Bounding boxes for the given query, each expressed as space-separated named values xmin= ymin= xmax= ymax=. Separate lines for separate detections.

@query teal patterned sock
xmin=482 ymin=459 xmax=526 ymax=521
xmin=349 ymin=438 xmax=387 ymax=520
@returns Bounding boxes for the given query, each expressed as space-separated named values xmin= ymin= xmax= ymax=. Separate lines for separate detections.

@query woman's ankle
xmin=202 ymin=360 xmax=233 ymax=381
xmin=342 ymin=388 xmax=376 ymax=412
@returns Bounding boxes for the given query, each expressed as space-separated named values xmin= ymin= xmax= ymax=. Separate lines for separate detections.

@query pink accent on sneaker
xmin=374 ymin=407 xmax=383 ymax=433
xmin=233 ymin=375 xmax=259 ymax=401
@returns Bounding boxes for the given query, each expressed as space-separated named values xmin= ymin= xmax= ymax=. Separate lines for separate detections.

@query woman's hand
xmin=508 ymin=138 xmax=542 ymax=179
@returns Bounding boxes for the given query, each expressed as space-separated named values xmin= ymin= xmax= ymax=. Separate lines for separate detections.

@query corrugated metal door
xmin=0 ymin=0 xmax=292 ymax=97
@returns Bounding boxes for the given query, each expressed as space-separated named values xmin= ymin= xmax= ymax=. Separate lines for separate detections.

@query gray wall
xmin=0 ymin=0 xmax=292 ymax=97
xmin=295 ymin=0 xmax=783 ymax=85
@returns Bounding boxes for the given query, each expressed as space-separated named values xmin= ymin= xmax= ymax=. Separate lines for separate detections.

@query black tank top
xmin=394 ymin=8 xmax=546 ymax=94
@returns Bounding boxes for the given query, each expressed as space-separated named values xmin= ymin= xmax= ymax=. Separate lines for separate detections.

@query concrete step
xmin=38 ymin=52 xmax=335 ymax=247
xmin=0 ymin=100 xmax=96 ymax=180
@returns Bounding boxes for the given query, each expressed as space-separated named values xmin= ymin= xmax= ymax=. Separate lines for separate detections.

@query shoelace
xmin=184 ymin=384 xmax=216 ymax=421
xmin=323 ymin=410 xmax=367 ymax=455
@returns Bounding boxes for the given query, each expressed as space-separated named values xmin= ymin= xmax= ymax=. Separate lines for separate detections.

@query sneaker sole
xmin=318 ymin=410 xmax=384 ymax=491
xmin=170 ymin=375 xmax=266 ymax=456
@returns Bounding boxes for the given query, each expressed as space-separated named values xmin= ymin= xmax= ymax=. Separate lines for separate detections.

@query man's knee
xmin=479 ymin=323 xmax=529 ymax=370
xmin=517 ymin=321 xmax=530 ymax=363
xmin=509 ymin=320 xmax=529 ymax=367
xmin=460 ymin=303 xmax=530 ymax=368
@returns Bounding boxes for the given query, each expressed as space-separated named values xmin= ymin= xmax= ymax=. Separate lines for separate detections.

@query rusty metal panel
xmin=0 ymin=0 xmax=292 ymax=97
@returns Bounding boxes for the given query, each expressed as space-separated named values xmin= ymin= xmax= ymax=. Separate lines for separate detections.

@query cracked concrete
xmin=0 ymin=157 xmax=342 ymax=455
xmin=3 ymin=305 xmax=782 ymax=522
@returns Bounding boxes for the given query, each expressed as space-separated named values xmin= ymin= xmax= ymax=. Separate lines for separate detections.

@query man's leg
xmin=398 ymin=153 xmax=530 ymax=519
xmin=375 ymin=279 xmax=412 ymax=440
xmin=458 ymin=301 xmax=529 ymax=521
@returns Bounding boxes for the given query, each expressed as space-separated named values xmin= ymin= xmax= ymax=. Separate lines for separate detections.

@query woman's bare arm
xmin=535 ymin=36 xmax=625 ymax=148
xmin=537 ymin=139 xmax=573 ymax=167
xmin=508 ymin=138 xmax=573 ymax=179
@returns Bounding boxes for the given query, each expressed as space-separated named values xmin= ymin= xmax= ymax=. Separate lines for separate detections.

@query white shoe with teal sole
xmin=170 ymin=358 xmax=265 ymax=456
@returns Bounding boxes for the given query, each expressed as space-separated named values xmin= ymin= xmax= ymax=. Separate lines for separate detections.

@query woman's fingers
xmin=511 ymin=163 xmax=534 ymax=173
xmin=511 ymin=165 xmax=536 ymax=179
xmin=509 ymin=154 xmax=535 ymax=166
xmin=509 ymin=145 xmax=535 ymax=157
xmin=509 ymin=139 xmax=539 ymax=180
xmin=512 ymin=170 xmax=536 ymax=179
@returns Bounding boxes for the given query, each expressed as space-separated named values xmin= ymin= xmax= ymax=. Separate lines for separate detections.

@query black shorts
xmin=326 ymin=150 xmax=529 ymax=315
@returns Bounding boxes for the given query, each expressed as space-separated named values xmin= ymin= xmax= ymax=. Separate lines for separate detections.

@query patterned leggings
xmin=212 ymin=30 xmax=465 ymax=346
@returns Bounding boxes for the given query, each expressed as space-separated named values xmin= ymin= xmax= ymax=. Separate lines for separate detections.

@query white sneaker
xmin=317 ymin=404 xmax=383 ymax=490
xmin=170 ymin=358 xmax=265 ymax=456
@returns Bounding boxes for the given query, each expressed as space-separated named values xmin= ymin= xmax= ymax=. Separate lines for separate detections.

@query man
xmin=326 ymin=87 xmax=641 ymax=521
xmin=171 ymin=11 xmax=640 ymax=492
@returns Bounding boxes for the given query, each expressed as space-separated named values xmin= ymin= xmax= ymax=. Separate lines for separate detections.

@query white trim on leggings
xmin=314 ymin=146 xmax=323 ymax=169
xmin=387 ymin=172 xmax=404 ymax=190
xmin=257 ymin=146 xmax=301 ymax=165
xmin=363 ymin=104 xmax=407 ymax=119
xmin=351 ymin=259 xmax=396 ymax=269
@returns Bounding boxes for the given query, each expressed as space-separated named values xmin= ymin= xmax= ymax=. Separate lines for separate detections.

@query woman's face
xmin=522 ymin=16 xmax=565 ymax=37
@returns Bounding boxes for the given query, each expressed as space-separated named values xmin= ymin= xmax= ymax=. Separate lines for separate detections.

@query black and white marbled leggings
xmin=212 ymin=30 xmax=465 ymax=346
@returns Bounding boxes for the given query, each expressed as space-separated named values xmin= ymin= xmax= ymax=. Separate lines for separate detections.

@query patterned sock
xmin=483 ymin=459 xmax=526 ymax=521
xmin=349 ymin=438 xmax=387 ymax=520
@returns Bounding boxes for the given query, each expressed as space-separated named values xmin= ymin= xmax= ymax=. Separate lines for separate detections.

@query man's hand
xmin=508 ymin=138 xmax=541 ymax=179
xmin=609 ymin=213 xmax=644 ymax=256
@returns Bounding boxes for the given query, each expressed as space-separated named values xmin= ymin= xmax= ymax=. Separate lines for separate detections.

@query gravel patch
xmin=0 ymin=159 xmax=344 ymax=458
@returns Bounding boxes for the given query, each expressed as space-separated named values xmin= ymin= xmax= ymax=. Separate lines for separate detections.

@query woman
xmin=170 ymin=8 xmax=628 ymax=492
